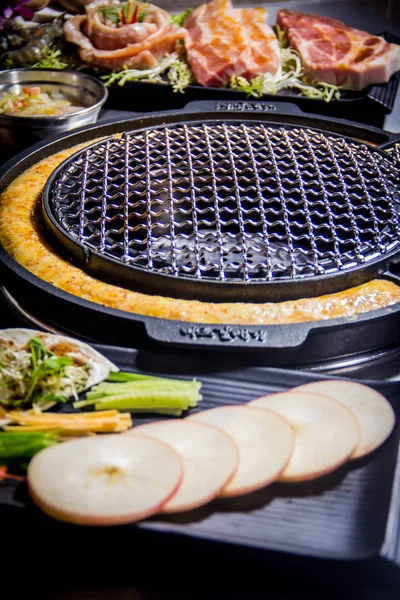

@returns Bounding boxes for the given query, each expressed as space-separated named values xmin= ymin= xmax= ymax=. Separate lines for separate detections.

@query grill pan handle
xmin=376 ymin=132 xmax=400 ymax=152
xmin=381 ymin=270 xmax=400 ymax=285
xmin=183 ymin=100 xmax=305 ymax=116
xmin=144 ymin=319 xmax=311 ymax=350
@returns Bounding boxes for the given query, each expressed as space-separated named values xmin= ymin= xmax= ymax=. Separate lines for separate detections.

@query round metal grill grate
xmin=43 ymin=121 xmax=400 ymax=300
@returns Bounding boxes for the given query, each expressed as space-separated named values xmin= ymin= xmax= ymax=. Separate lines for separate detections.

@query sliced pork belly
xmin=184 ymin=0 xmax=280 ymax=88
xmin=64 ymin=0 xmax=186 ymax=71
xmin=277 ymin=9 xmax=400 ymax=91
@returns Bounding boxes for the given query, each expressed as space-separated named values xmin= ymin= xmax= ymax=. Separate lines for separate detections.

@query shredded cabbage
xmin=101 ymin=53 xmax=193 ymax=93
xmin=167 ymin=59 xmax=194 ymax=93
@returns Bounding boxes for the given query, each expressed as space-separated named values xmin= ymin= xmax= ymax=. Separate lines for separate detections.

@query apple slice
xmin=130 ymin=420 xmax=239 ymax=513
xmin=28 ymin=434 xmax=183 ymax=525
xmin=292 ymin=380 xmax=395 ymax=459
xmin=249 ymin=392 xmax=360 ymax=482
xmin=188 ymin=406 xmax=294 ymax=497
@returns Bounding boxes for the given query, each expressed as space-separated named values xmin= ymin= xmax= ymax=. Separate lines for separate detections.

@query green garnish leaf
xmin=138 ymin=9 xmax=148 ymax=23
xmin=42 ymin=357 xmax=73 ymax=371
xmin=29 ymin=337 xmax=54 ymax=367
xmin=171 ymin=8 xmax=193 ymax=27
xmin=98 ymin=5 xmax=122 ymax=25
xmin=35 ymin=392 xmax=69 ymax=405
xmin=25 ymin=352 xmax=73 ymax=403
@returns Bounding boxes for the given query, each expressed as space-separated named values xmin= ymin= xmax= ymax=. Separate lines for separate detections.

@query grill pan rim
xmin=1 ymin=102 xmax=400 ymax=356
xmin=1 ymin=244 xmax=399 ymax=350
xmin=41 ymin=116 xmax=400 ymax=303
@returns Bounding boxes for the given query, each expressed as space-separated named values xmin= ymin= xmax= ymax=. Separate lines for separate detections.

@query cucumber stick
xmin=107 ymin=372 xmax=194 ymax=384
xmin=93 ymin=391 xmax=202 ymax=411
xmin=74 ymin=371 xmax=203 ymax=414
xmin=89 ymin=379 xmax=201 ymax=396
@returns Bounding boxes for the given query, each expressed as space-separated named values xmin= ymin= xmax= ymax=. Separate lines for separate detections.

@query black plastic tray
xmin=1 ymin=345 xmax=399 ymax=563
xmin=104 ymin=32 xmax=400 ymax=127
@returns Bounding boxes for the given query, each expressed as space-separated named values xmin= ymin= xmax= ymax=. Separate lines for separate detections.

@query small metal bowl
xmin=0 ymin=69 xmax=108 ymax=151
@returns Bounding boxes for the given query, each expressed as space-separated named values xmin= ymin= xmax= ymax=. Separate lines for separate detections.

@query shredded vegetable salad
xmin=0 ymin=85 xmax=82 ymax=117
xmin=0 ymin=337 xmax=89 ymax=408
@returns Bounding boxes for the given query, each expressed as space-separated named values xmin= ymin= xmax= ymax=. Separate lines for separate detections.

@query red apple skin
xmin=133 ymin=420 xmax=240 ymax=513
xmin=189 ymin=405 xmax=294 ymax=497
xmin=292 ymin=380 xmax=395 ymax=460
xmin=250 ymin=392 xmax=361 ymax=483
xmin=27 ymin=476 xmax=183 ymax=526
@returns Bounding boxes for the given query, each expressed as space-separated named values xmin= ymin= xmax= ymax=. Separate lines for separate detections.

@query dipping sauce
xmin=0 ymin=86 xmax=82 ymax=117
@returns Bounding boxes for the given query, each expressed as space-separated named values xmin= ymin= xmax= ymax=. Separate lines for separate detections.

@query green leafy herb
xmin=29 ymin=337 xmax=53 ymax=370
xmin=25 ymin=356 xmax=73 ymax=403
xmin=171 ymin=8 xmax=193 ymax=27
xmin=137 ymin=9 xmax=148 ymax=23
xmin=98 ymin=5 xmax=122 ymax=25
xmin=98 ymin=1 xmax=148 ymax=25
xmin=39 ymin=393 xmax=69 ymax=405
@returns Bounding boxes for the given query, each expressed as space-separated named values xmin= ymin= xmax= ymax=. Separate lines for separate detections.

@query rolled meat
xmin=64 ymin=0 xmax=187 ymax=70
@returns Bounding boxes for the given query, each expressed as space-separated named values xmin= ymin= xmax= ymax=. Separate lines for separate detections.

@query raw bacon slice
xmin=277 ymin=9 xmax=400 ymax=91
xmin=64 ymin=0 xmax=186 ymax=71
xmin=184 ymin=0 xmax=280 ymax=88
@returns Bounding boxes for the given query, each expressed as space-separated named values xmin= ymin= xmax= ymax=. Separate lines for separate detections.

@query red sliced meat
xmin=184 ymin=0 xmax=280 ymax=88
xmin=277 ymin=9 xmax=400 ymax=91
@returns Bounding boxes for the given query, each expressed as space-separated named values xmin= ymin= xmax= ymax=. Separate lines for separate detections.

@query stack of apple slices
xmin=27 ymin=380 xmax=395 ymax=526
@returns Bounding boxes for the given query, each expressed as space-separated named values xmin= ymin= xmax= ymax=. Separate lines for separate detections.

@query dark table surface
xmin=1 ymin=1 xmax=400 ymax=598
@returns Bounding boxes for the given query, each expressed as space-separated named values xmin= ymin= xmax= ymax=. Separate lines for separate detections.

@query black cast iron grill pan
xmin=0 ymin=100 xmax=400 ymax=366
xmin=42 ymin=104 xmax=400 ymax=303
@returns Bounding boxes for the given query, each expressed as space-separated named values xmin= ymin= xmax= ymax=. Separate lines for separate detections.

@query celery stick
xmin=90 ymin=379 xmax=201 ymax=396
xmin=73 ymin=399 xmax=98 ymax=409
xmin=92 ymin=391 xmax=196 ymax=409
xmin=86 ymin=385 xmax=199 ymax=401
xmin=106 ymin=372 xmax=198 ymax=385
xmin=107 ymin=372 xmax=161 ymax=382
xmin=127 ymin=408 xmax=183 ymax=416
xmin=72 ymin=398 xmax=185 ymax=416
xmin=93 ymin=391 xmax=202 ymax=411
xmin=189 ymin=397 xmax=202 ymax=407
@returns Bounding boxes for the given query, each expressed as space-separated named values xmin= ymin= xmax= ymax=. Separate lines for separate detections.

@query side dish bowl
xmin=0 ymin=69 xmax=108 ymax=150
